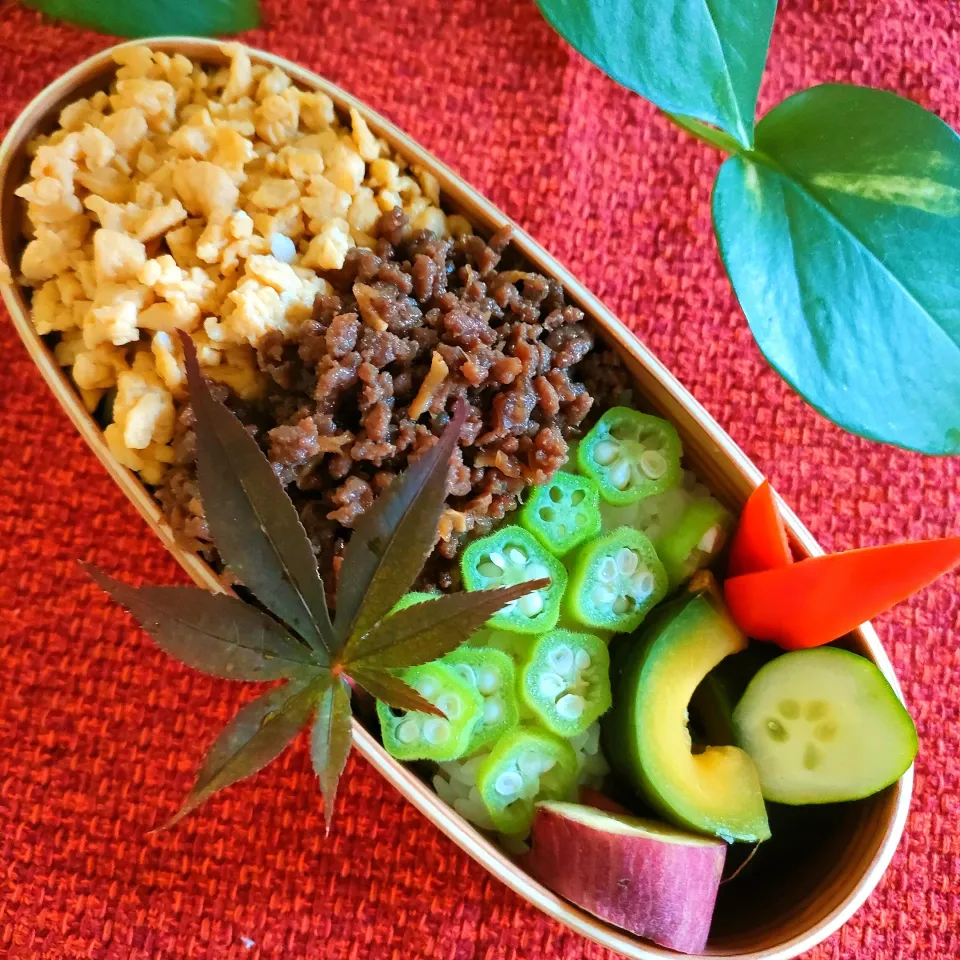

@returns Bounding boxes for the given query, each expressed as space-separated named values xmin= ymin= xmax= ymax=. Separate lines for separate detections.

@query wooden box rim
xmin=0 ymin=37 xmax=913 ymax=960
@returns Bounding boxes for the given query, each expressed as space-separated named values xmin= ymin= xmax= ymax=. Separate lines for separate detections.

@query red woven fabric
xmin=1 ymin=1 xmax=958 ymax=957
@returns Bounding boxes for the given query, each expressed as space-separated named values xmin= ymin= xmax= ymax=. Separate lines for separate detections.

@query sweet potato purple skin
xmin=526 ymin=802 xmax=726 ymax=955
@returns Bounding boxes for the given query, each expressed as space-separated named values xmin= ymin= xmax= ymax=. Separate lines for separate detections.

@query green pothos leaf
xmin=181 ymin=333 xmax=334 ymax=658
xmin=84 ymin=564 xmax=314 ymax=682
xmin=714 ymin=85 xmax=960 ymax=454
xmin=164 ymin=671 xmax=322 ymax=828
xmin=536 ymin=0 xmax=777 ymax=149
xmin=310 ymin=675 xmax=353 ymax=832
xmin=23 ymin=0 xmax=260 ymax=38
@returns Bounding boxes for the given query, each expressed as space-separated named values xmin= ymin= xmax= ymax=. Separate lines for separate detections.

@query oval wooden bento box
xmin=0 ymin=37 xmax=912 ymax=960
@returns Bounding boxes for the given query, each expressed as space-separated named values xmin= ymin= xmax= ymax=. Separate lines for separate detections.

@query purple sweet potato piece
xmin=527 ymin=801 xmax=726 ymax=955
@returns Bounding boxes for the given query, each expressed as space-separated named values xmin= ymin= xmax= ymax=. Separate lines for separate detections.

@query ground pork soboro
xmin=158 ymin=209 xmax=629 ymax=594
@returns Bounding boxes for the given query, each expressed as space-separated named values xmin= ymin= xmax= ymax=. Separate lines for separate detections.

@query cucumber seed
xmin=766 ymin=718 xmax=789 ymax=742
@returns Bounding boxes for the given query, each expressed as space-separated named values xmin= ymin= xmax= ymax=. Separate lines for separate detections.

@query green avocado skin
xmin=602 ymin=591 xmax=771 ymax=844
xmin=603 ymin=593 xmax=699 ymax=818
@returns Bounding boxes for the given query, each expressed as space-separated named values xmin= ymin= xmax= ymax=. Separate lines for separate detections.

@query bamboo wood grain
xmin=0 ymin=38 xmax=912 ymax=960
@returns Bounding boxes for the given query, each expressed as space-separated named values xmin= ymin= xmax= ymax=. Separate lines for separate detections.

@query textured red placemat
xmin=1 ymin=1 xmax=958 ymax=957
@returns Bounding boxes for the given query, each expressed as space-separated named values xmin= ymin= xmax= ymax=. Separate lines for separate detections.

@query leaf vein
xmin=777 ymin=168 xmax=960 ymax=354
xmin=199 ymin=677 xmax=319 ymax=793
xmin=702 ymin=0 xmax=750 ymax=146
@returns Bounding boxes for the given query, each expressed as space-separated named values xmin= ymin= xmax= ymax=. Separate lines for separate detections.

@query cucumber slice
xmin=733 ymin=648 xmax=918 ymax=805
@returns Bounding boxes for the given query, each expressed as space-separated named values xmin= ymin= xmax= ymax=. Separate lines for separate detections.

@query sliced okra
xmin=520 ymin=630 xmax=612 ymax=738
xmin=476 ymin=727 xmax=578 ymax=835
xmin=565 ymin=527 xmax=668 ymax=633
xmin=652 ymin=497 xmax=733 ymax=590
xmin=442 ymin=646 xmax=519 ymax=752
xmin=519 ymin=472 xmax=602 ymax=557
xmin=578 ymin=407 xmax=682 ymax=506
xmin=376 ymin=662 xmax=483 ymax=762
xmin=460 ymin=526 xmax=566 ymax=635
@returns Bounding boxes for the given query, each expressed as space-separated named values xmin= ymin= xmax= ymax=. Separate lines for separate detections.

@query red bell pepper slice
xmin=724 ymin=537 xmax=960 ymax=650
xmin=727 ymin=481 xmax=792 ymax=578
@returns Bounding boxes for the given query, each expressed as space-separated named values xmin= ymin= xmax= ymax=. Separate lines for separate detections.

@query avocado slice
xmin=602 ymin=584 xmax=771 ymax=843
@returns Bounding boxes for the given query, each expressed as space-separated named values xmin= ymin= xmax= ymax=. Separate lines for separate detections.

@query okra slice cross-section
xmin=519 ymin=472 xmax=602 ymax=557
xmin=376 ymin=662 xmax=483 ymax=762
xmin=520 ymin=630 xmax=612 ymax=738
xmin=566 ymin=527 xmax=668 ymax=633
xmin=476 ymin=727 xmax=578 ymax=835
xmin=443 ymin=646 xmax=519 ymax=753
xmin=578 ymin=407 xmax=682 ymax=506
xmin=461 ymin=526 xmax=567 ymax=635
